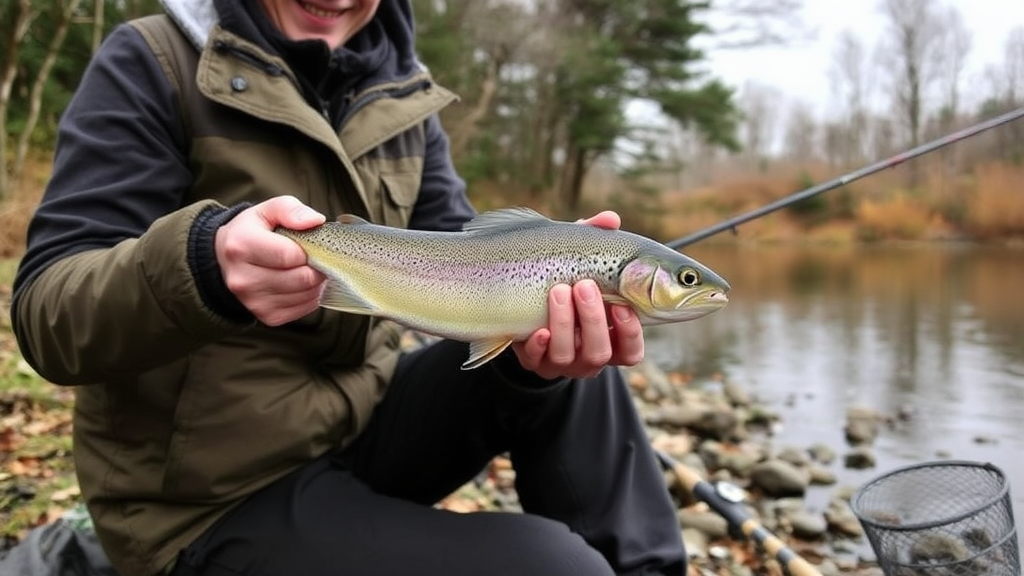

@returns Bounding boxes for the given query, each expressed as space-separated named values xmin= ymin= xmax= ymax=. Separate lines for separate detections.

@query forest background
xmin=2 ymin=0 xmax=1024 ymax=253
xmin=1 ymin=0 xmax=1024 ymax=545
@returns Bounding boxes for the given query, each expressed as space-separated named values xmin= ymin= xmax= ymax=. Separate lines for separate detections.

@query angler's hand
xmin=513 ymin=211 xmax=645 ymax=379
xmin=215 ymin=196 xmax=327 ymax=326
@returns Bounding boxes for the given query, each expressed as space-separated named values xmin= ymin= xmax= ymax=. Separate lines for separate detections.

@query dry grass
xmin=967 ymin=163 xmax=1024 ymax=239
xmin=854 ymin=193 xmax=934 ymax=241
xmin=4 ymin=152 xmax=1024 ymax=249
xmin=1 ymin=152 xmax=49 ymax=258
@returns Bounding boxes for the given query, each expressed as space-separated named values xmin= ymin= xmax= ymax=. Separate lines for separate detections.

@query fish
xmin=276 ymin=207 xmax=730 ymax=369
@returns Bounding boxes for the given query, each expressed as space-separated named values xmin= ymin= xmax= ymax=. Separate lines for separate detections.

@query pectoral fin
xmin=319 ymin=278 xmax=379 ymax=315
xmin=462 ymin=338 xmax=515 ymax=370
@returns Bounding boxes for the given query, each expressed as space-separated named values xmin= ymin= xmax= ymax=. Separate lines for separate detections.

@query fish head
xmin=617 ymin=254 xmax=730 ymax=324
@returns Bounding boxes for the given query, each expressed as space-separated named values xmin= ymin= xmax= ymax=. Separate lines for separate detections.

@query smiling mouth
xmin=299 ymin=1 xmax=343 ymax=18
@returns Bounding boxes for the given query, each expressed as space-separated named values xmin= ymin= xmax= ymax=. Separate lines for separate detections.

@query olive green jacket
xmin=11 ymin=8 xmax=460 ymax=576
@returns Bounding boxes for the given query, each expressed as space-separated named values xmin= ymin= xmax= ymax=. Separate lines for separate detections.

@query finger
xmin=256 ymin=297 xmax=322 ymax=327
xmin=573 ymin=280 xmax=613 ymax=367
xmin=220 ymin=224 xmax=311 ymax=271
xmin=545 ymin=284 xmax=577 ymax=366
xmin=256 ymin=195 xmax=326 ymax=230
xmin=608 ymin=304 xmax=644 ymax=366
xmin=512 ymin=329 xmax=551 ymax=373
xmin=228 ymin=264 xmax=324 ymax=301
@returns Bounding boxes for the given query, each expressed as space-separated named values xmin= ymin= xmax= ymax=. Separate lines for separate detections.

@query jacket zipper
xmin=211 ymin=39 xmax=288 ymax=79
xmin=338 ymin=78 xmax=433 ymax=128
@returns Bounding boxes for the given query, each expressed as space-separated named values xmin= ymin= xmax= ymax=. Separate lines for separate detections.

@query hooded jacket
xmin=10 ymin=0 xmax=479 ymax=573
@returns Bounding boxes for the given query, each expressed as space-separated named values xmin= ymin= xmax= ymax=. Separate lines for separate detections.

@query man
xmin=11 ymin=0 xmax=686 ymax=574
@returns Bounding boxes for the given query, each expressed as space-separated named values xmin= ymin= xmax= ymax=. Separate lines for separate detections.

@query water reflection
xmin=646 ymin=243 xmax=1024 ymax=532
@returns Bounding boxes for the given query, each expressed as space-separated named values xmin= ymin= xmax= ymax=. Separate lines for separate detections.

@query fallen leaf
xmin=50 ymin=485 xmax=81 ymax=502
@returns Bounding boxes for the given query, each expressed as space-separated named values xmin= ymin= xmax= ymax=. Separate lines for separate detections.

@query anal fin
xmin=462 ymin=338 xmax=515 ymax=370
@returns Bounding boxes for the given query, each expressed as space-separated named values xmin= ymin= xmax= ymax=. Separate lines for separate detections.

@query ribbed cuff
xmin=187 ymin=203 xmax=254 ymax=323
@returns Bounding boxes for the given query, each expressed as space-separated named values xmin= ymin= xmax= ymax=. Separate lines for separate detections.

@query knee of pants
xmin=493 ymin=514 xmax=616 ymax=576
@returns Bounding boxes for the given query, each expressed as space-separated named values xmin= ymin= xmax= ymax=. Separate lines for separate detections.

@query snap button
xmin=230 ymin=76 xmax=248 ymax=92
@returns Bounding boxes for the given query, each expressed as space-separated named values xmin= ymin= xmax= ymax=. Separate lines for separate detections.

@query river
xmin=645 ymin=242 xmax=1024 ymax=547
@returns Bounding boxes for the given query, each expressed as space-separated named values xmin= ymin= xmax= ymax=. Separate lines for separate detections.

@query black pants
xmin=170 ymin=340 xmax=686 ymax=576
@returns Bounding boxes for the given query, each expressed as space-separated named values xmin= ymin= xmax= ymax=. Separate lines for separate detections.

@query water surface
xmin=646 ymin=243 xmax=1024 ymax=539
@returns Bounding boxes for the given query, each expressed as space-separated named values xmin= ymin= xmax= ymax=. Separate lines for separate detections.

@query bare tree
xmin=829 ymin=29 xmax=871 ymax=165
xmin=704 ymin=0 xmax=811 ymax=49
xmin=13 ymin=0 xmax=87 ymax=179
xmin=1005 ymin=26 xmax=1024 ymax=105
xmin=782 ymin=99 xmax=818 ymax=165
xmin=934 ymin=6 xmax=971 ymax=124
xmin=930 ymin=6 xmax=971 ymax=195
xmin=877 ymin=0 xmax=947 ymax=186
xmin=0 ymin=0 xmax=37 ymax=199
xmin=736 ymin=81 xmax=783 ymax=173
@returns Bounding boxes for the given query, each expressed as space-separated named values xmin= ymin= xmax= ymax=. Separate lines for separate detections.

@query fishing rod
xmin=655 ymin=449 xmax=822 ymax=576
xmin=666 ymin=106 xmax=1024 ymax=249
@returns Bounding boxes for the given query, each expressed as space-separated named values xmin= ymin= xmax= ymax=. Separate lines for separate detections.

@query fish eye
xmin=678 ymin=268 xmax=701 ymax=287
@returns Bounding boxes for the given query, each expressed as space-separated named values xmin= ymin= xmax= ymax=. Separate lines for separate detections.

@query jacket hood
xmin=159 ymin=0 xmax=421 ymax=80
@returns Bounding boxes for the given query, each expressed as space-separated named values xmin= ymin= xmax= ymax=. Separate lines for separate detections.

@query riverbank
xmin=430 ymin=342 xmax=888 ymax=575
xmin=0 ymin=333 xmax=887 ymax=574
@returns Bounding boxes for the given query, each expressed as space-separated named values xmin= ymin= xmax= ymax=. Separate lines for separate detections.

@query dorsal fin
xmin=337 ymin=214 xmax=370 ymax=225
xmin=462 ymin=207 xmax=551 ymax=233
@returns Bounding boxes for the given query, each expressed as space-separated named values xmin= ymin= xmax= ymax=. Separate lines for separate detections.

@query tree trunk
xmin=92 ymin=0 xmax=105 ymax=55
xmin=555 ymin=144 xmax=589 ymax=216
xmin=0 ymin=0 xmax=35 ymax=200
xmin=13 ymin=0 xmax=86 ymax=181
xmin=448 ymin=57 xmax=500 ymax=160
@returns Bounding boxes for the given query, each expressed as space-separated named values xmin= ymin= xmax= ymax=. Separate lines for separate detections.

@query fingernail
xmin=612 ymin=305 xmax=632 ymax=322
xmin=552 ymin=285 xmax=570 ymax=306
xmin=578 ymin=281 xmax=598 ymax=303
xmin=300 ymin=207 xmax=324 ymax=221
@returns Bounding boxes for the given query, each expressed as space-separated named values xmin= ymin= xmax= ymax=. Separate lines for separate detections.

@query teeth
xmin=301 ymin=1 xmax=341 ymax=18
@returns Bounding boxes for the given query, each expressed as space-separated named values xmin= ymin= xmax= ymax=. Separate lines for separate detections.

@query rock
xmin=723 ymin=380 xmax=752 ymax=407
xmin=908 ymin=532 xmax=972 ymax=564
xmin=651 ymin=401 xmax=741 ymax=436
xmin=700 ymin=440 xmax=763 ymax=477
xmin=815 ymin=559 xmax=841 ymax=576
xmin=632 ymin=359 xmax=676 ymax=401
xmin=844 ymin=406 xmax=883 ymax=446
xmin=808 ymin=465 xmax=838 ymax=485
xmin=776 ymin=445 xmax=810 ymax=467
xmin=744 ymin=404 xmax=779 ymax=427
xmin=749 ymin=459 xmax=810 ymax=497
xmin=808 ymin=442 xmax=837 ymax=465
xmin=825 ymin=497 xmax=864 ymax=538
xmin=681 ymin=528 xmax=709 ymax=559
xmin=843 ymin=447 xmax=876 ymax=469
xmin=678 ymin=508 xmax=729 ymax=539
xmin=789 ymin=510 xmax=828 ymax=540
xmin=650 ymin=432 xmax=694 ymax=460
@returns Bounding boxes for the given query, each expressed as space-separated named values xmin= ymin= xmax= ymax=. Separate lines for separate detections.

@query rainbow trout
xmin=277 ymin=208 xmax=729 ymax=369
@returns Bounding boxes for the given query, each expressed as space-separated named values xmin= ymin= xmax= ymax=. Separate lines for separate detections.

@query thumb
xmin=258 ymin=195 xmax=326 ymax=230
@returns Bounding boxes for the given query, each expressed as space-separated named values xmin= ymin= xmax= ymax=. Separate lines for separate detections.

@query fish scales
xmin=292 ymin=220 xmax=642 ymax=341
xmin=276 ymin=207 xmax=730 ymax=369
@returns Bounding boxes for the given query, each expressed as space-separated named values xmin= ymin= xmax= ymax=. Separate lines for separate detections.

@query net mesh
xmin=851 ymin=461 xmax=1020 ymax=576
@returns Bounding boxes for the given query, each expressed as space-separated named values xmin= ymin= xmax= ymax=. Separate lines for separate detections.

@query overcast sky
xmin=701 ymin=0 xmax=1024 ymax=118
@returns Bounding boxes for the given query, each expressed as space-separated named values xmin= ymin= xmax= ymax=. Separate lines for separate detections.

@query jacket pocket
xmin=380 ymin=171 xmax=421 ymax=228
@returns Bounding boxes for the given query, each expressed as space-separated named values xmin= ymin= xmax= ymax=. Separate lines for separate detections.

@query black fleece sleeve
xmin=13 ymin=24 xmax=192 ymax=296
xmin=406 ymin=114 xmax=476 ymax=232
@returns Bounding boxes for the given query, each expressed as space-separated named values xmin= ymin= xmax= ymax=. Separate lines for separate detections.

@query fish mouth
xmin=668 ymin=288 xmax=729 ymax=320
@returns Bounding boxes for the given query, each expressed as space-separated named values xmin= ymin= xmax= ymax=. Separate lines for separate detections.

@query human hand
xmin=215 ymin=196 xmax=327 ymax=326
xmin=512 ymin=211 xmax=645 ymax=379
